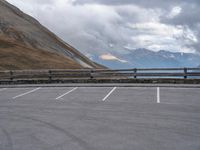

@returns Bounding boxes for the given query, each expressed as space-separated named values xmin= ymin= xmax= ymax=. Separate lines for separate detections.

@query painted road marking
xmin=56 ymin=87 xmax=78 ymax=100
xmin=102 ymin=87 xmax=117 ymax=101
xmin=0 ymin=88 xmax=7 ymax=92
xmin=13 ymin=87 xmax=41 ymax=99
xmin=157 ymin=87 xmax=160 ymax=103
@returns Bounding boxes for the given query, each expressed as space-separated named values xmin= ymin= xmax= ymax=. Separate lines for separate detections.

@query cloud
xmin=99 ymin=53 xmax=128 ymax=63
xmin=5 ymin=0 xmax=200 ymax=55
xmin=74 ymin=0 xmax=200 ymax=9
xmin=126 ymin=22 xmax=198 ymax=52
xmin=161 ymin=3 xmax=200 ymax=26
xmin=167 ymin=6 xmax=182 ymax=19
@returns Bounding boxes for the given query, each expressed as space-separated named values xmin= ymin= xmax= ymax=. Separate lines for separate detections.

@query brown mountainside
xmin=0 ymin=0 xmax=101 ymax=70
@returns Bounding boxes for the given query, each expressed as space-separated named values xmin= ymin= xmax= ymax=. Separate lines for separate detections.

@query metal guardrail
xmin=0 ymin=68 xmax=200 ymax=81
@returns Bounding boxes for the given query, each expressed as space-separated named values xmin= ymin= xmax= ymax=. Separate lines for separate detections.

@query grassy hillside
xmin=0 ymin=38 xmax=82 ymax=70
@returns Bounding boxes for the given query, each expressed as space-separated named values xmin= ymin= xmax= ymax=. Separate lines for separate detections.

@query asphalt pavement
xmin=0 ymin=85 xmax=200 ymax=150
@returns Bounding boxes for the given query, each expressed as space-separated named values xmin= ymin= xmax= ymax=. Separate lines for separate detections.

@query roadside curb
xmin=1 ymin=83 xmax=200 ymax=88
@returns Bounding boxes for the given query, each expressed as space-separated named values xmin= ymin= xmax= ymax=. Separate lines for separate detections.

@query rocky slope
xmin=0 ymin=0 xmax=100 ymax=70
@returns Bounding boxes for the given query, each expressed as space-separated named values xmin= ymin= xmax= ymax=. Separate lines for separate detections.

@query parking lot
xmin=0 ymin=85 xmax=200 ymax=150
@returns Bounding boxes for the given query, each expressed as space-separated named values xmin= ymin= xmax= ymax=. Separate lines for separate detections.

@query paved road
xmin=0 ymin=85 xmax=200 ymax=150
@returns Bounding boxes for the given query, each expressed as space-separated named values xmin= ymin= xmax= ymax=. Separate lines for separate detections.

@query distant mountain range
xmin=0 ymin=0 xmax=101 ymax=70
xmin=92 ymin=48 xmax=200 ymax=69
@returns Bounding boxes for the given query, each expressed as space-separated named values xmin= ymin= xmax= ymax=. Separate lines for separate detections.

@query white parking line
xmin=12 ymin=87 xmax=41 ymax=99
xmin=157 ymin=87 xmax=160 ymax=103
xmin=0 ymin=88 xmax=7 ymax=92
xmin=56 ymin=87 xmax=78 ymax=100
xmin=102 ymin=87 xmax=117 ymax=101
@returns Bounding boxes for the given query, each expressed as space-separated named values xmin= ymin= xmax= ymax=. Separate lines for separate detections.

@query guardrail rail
xmin=0 ymin=68 xmax=200 ymax=82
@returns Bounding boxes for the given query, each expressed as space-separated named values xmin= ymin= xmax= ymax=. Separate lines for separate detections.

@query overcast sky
xmin=6 ymin=0 xmax=200 ymax=58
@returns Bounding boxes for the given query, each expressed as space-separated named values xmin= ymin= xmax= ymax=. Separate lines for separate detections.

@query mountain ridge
xmin=94 ymin=48 xmax=200 ymax=69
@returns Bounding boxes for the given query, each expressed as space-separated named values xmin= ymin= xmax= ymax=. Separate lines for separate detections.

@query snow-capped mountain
xmin=93 ymin=48 xmax=200 ymax=69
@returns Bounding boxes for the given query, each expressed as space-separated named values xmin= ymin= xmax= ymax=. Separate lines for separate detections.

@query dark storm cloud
xmin=74 ymin=0 xmax=200 ymax=8
xmin=6 ymin=0 xmax=200 ymax=54
xmin=158 ymin=2 xmax=200 ymax=53
xmin=161 ymin=3 xmax=200 ymax=26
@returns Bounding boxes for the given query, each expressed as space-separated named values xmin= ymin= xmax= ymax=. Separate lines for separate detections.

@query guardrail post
xmin=134 ymin=68 xmax=137 ymax=79
xmin=48 ymin=70 xmax=52 ymax=81
xmin=90 ymin=69 xmax=94 ymax=79
xmin=184 ymin=68 xmax=187 ymax=79
xmin=10 ymin=71 xmax=13 ymax=81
